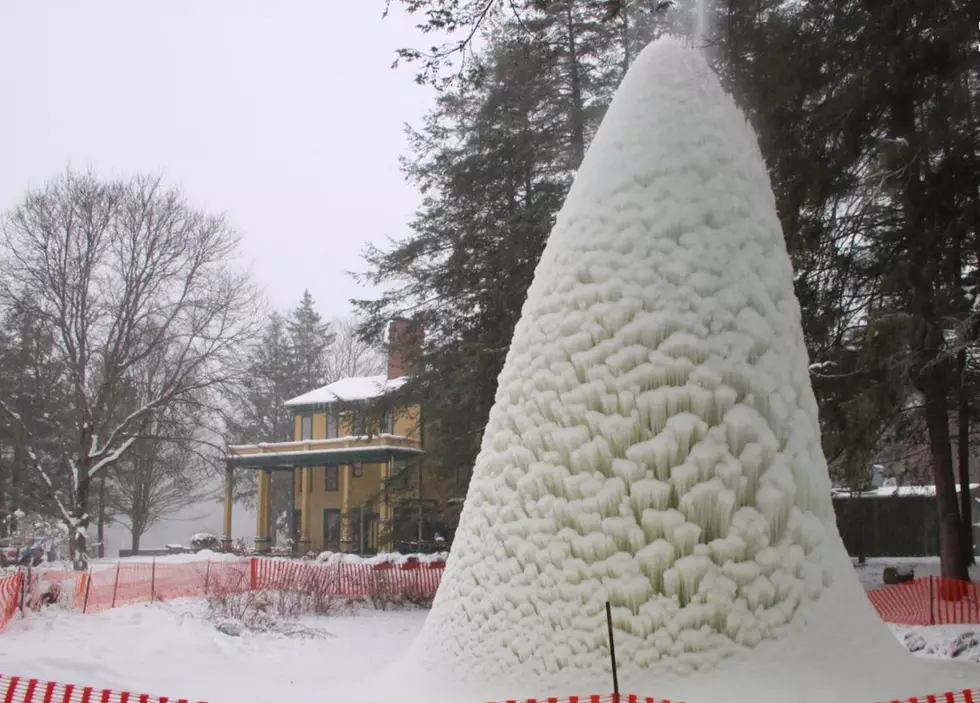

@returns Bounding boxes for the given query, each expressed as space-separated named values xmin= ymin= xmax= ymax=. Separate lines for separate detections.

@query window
xmin=300 ymin=414 xmax=313 ymax=440
xmin=353 ymin=411 xmax=365 ymax=435
xmin=351 ymin=462 xmax=362 ymax=478
xmin=323 ymin=509 xmax=341 ymax=548
xmin=327 ymin=411 xmax=338 ymax=439
xmin=325 ymin=465 xmax=339 ymax=491
xmin=383 ymin=408 xmax=394 ymax=435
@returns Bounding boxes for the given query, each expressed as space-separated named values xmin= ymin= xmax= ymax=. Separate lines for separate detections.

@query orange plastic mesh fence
xmin=0 ymin=571 xmax=22 ymax=630
xmin=0 ymin=673 xmax=207 ymax=703
xmin=9 ymin=564 xmax=980 ymax=630
xmin=10 ymin=558 xmax=445 ymax=617
xmin=867 ymin=577 xmax=980 ymax=626
xmin=485 ymin=692 xmax=980 ymax=703
xmin=2 ymin=676 xmax=978 ymax=703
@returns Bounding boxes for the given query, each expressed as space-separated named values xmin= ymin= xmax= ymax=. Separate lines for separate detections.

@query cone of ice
xmin=389 ymin=37 xmax=979 ymax=703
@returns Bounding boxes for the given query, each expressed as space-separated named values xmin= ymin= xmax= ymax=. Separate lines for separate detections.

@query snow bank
xmin=0 ymin=600 xmax=427 ymax=703
xmin=95 ymin=549 xmax=243 ymax=566
xmin=315 ymin=551 xmax=448 ymax=566
xmin=380 ymin=37 xmax=980 ymax=703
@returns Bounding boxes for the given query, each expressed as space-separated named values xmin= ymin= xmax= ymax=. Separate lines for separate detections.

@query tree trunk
xmin=958 ymin=348 xmax=974 ymax=565
xmin=923 ymin=371 xmax=970 ymax=581
xmin=97 ymin=473 xmax=107 ymax=559
xmin=620 ymin=1 xmax=630 ymax=77
xmin=131 ymin=529 xmax=141 ymax=553
xmin=70 ymin=474 xmax=91 ymax=571
xmin=564 ymin=3 xmax=586 ymax=168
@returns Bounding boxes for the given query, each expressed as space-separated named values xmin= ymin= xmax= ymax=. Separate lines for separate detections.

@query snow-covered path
xmin=0 ymin=600 xmax=428 ymax=703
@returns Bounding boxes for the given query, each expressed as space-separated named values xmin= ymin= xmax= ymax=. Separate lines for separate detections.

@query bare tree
xmin=0 ymin=169 xmax=259 ymax=569
xmin=110 ymin=433 xmax=215 ymax=552
xmin=325 ymin=317 xmax=385 ymax=382
xmin=109 ymin=338 xmax=218 ymax=552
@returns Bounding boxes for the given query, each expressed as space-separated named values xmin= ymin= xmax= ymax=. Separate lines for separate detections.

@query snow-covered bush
xmin=190 ymin=533 xmax=220 ymax=552
xmin=205 ymin=586 xmax=336 ymax=637
xmin=3 ymin=511 xmax=68 ymax=567
xmin=204 ymin=563 xmax=347 ymax=635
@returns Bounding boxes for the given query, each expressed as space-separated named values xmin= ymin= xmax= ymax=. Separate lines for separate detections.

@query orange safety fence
xmin=0 ymin=570 xmax=23 ymax=630
xmin=251 ymin=557 xmax=444 ymax=597
xmin=9 ymin=561 xmax=980 ymax=630
xmin=867 ymin=577 xmax=980 ymax=626
xmin=0 ymin=672 xmax=207 ymax=703
xmin=6 ymin=557 xmax=446 ymax=619
xmin=486 ymin=694 xmax=980 ymax=703
xmin=2 ymin=676 xmax=980 ymax=703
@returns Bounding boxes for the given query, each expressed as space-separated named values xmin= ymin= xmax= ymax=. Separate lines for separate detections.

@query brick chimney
xmin=387 ymin=318 xmax=424 ymax=379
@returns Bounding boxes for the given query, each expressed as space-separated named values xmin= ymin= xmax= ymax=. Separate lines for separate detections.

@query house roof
xmin=284 ymin=374 xmax=409 ymax=408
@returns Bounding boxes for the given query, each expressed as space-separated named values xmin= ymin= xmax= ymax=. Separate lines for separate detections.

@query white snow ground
xmin=0 ymin=600 xmax=428 ymax=703
xmin=0 ymin=599 xmax=974 ymax=703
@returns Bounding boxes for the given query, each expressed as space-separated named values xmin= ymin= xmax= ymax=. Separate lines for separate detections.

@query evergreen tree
xmin=382 ymin=0 xmax=980 ymax=577
xmin=226 ymin=293 xmax=336 ymax=546
xmin=356 ymin=29 xmax=593 ymax=497
xmin=0 ymin=304 xmax=72 ymax=533
xmin=224 ymin=312 xmax=296 ymax=542
xmin=286 ymin=291 xmax=334 ymax=392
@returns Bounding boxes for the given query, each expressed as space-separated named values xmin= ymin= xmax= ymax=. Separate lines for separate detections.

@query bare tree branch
xmin=0 ymin=169 xmax=260 ymax=568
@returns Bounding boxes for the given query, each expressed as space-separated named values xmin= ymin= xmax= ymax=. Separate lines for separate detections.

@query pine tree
xmin=286 ymin=291 xmax=334 ymax=392
xmin=0 ymin=304 xmax=72 ymax=532
xmin=226 ymin=293 xmax=336 ymax=547
xmin=356 ymin=28 xmax=595 ymax=496
xmin=224 ymin=312 xmax=296 ymax=542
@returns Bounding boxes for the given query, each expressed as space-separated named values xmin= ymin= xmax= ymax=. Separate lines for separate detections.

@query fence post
xmin=605 ymin=601 xmax=620 ymax=703
xmin=250 ymin=557 xmax=258 ymax=591
xmin=929 ymin=575 xmax=936 ymax=626
xmin=111 ymin=561 xmax=121 ymax=609
xmin=150 ymin=557 xmax=156 ymax=602
xmin=18 ymin=568 xmax=26 ymax=615
xmin=82 ymin=568 xmax=93 ymax=614
xmin=204 ymin=559 xmax=212 ymax=597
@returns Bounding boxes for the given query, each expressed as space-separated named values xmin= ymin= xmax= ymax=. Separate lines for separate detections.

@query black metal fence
xmin=832 ymin=495 xmax=940 ymax=557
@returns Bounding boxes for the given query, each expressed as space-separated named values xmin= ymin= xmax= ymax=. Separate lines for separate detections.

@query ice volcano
xmin=385 ymin=37 xmax=980 ymax=703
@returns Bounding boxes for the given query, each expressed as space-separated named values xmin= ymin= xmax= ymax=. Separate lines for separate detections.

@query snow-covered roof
xmin=284 ymin=374 xmax=409 ymax=408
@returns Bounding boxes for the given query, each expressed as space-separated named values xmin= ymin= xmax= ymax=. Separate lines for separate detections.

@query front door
xmin=323 ymin=509 xmax=341 ymax=552
xmin=360 ymin=511 xmax=380 ymax=555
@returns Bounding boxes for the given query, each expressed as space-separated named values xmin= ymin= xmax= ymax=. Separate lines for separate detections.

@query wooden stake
xmin=82 ymin=568 xmax=92 ymax=614
xmin=19 ymin=568 xmax=26 ymax=615
xmin=204 ymin=558 xmax=212 ymax=597
xmin=111 ymin=561 xmax=121 ymax=609
xmin=606 ymin=601 xmax=620 ymax=701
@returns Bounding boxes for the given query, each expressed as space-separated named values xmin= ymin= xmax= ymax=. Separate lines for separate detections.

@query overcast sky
xmin=0 ymin=0 xmax=434 ymax=318
xmin=0 ymin=1 xmax=437 ymax=554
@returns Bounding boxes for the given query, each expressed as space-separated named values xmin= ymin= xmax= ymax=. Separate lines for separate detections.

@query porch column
xmin=255 ymin=469 xmax=271 ymax=553
xmin=298 ymin=467 xmax=312 ymax=553
xmin=221 ymin=464 xmax=234 ymax=551
xmin=379 ymin=457 xmax=391 ymax=553
xmin=341 ymin=464 xmax=352 ymax=553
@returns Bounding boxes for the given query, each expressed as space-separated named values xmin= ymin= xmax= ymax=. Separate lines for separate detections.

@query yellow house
xmin=222 ymin=319 xmax=440 ymax=555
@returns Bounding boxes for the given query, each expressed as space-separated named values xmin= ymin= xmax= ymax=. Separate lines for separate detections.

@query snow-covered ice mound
xmin=382 ymin=37 xmax=980 ymax=703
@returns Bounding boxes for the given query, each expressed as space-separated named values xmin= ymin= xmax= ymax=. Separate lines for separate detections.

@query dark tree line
xmin=364 ymin=0 xmax=980 ymax=577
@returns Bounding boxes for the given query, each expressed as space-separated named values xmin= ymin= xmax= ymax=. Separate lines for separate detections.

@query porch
xmin=223 ymin=434 xmax=425 ymax=555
